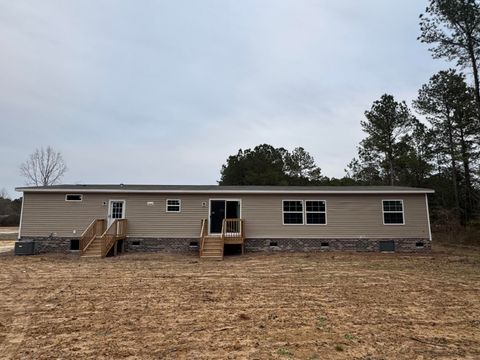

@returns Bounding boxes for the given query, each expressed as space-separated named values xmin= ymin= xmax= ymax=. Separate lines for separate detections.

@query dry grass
xmin=0 ymin=245 xmax=479 ymax=359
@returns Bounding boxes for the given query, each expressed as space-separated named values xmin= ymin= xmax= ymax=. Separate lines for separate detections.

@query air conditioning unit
xmin=15 ymin=241 xmax=35 ymax=255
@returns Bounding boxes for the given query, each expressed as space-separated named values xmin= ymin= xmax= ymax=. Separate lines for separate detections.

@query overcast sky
xmin=0 ymin=1 xmax=446 ymax=197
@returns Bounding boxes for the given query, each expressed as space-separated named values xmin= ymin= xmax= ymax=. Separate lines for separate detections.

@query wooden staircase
xmin=199 ymin=218 xmax=244 ymax=260
xmin=80 ymin=219 xmax=127 ymax=258
xmin=201 ymin=236 xmax=224 ymax=260
xmin=81 ymin=236 xmax=103 ymax=258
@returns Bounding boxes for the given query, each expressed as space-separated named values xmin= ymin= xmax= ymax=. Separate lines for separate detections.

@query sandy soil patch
xmin=0 ymin=241 xmax=14 ymax=253
xmin=0 ymin=250 xmax=479 ymax=359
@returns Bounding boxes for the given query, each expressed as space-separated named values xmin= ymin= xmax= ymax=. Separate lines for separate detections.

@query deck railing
xmin=198 ymin=218 xmax=245 ymax=257
xmin=100 ymin=219 xmax=128 ymax=258
xmin=221 ymin=218 xmax=245 ymax=244
xmin=80 ymin=219 xmax=105 ymax=255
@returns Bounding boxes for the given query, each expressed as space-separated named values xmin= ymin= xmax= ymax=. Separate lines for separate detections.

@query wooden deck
xmin=80 ymin=219 xmax=127 ymax=258
xmin=80 ymin=217 xmax=242 ymax=260
xmin=199 ymin=218 xmax=245 ymax=260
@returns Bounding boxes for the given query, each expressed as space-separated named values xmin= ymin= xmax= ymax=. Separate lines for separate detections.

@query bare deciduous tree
xmin=20 ymin=146 xmax=67 ymax=186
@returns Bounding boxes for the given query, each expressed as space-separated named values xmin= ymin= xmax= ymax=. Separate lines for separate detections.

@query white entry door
xmin=108 ymin=200 xmax=125 ymax=228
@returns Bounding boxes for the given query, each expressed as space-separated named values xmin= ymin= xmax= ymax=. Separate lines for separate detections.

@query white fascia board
xmin=15 ymin=188 xmax=435 ymax=195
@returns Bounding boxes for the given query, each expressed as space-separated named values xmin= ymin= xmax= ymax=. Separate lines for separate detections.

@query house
xmin=15 ymin=184 xmax=434 ymax=259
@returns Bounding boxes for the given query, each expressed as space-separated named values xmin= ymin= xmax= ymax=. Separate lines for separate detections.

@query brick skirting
xmin=245 ymin=238 xmax=431 ymax=253
xmin=18 ymin=236 xmax=431 ymax=255
xmin=126 ymin=238 xmax=200 ymax=253
xmin=15 ymin=237 xmax=72 ymax=254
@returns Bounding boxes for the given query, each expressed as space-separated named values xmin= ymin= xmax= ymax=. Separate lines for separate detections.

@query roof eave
xmin=15 ymin=187 xmax=435 ymax=194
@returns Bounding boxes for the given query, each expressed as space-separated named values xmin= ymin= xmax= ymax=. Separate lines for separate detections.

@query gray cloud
xmin=0 ymin=0 xmax=446 ymax=196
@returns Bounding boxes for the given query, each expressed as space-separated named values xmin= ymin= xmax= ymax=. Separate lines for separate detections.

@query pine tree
xmin=351 ymin=94 xmax=416 ymax=185
xmin=419 ymin=0 xmax=480 ymax=114
xmin=414 ymin=69 xmax=479 ymax=221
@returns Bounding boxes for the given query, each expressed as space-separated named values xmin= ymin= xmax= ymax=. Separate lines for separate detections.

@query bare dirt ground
xmin=0 ymin=245 xmax=479 ymax=359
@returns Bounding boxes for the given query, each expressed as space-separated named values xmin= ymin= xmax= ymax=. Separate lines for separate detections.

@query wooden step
xmin=202 ymin=249 xmax=223 ymax=254
xmin=81 ymin=237 xmax=103 ymax=258
xmin=203 ymin=240 xmax=223 ymax=245
xmin=200 ymin=235 xmax=225 ymax=260
xmin=203 ymin=244 xmax=224 ymax=249
xmin=203 ymin=249 xmax=223 ymax=253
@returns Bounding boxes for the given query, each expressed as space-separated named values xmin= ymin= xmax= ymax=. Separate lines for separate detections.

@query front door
xmin=108 ymin=200 xmax=125 ymax=228
xmin=210 ymin=200 xmax=225 ymax=234
xmin=209 ymin=200 xmax=241 ymax=234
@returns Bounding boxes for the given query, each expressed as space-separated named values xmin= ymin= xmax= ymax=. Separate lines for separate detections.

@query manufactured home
xmin=15 ymin=185 xmax=434 ymax=259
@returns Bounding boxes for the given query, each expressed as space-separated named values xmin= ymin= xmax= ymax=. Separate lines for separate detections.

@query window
xmin=382 ymin=200 xmax=404 ymax=225
xmin=283 ymin=200 xmax=304 ymax=224
xmin=166 ymin=199 xmax=181 ymax=212
xmin=65 ymin=194 xmax=82 ymax=202
xmin=305 ymin=200 xmax=327 ymax=225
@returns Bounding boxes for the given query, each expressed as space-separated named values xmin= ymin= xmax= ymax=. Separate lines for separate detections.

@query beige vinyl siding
xmin=20 ymin=192 xmax=430 ymax=239
xmin=20 ymin=193 xmax=210 ymax=238
xmin=242 ymin=194 xmax=428 ymax=238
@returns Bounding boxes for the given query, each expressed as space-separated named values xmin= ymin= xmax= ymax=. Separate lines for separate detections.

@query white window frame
xmin=107 ymin=199 xmax=127 ymax=228
xmin=382 ymin=199 xmax=405 ymax=225
xmin=208 ymin=198 xmax=242 ymax=235
xmin=166 ymin=199 xmax=181 ymax=213
xmin=282 ymin=200 xmax=304 ymax=225
xmin=305 ymin=200 xmax=327 ymax=226
xmin=65 ymin=194 xmax=83 ymax=202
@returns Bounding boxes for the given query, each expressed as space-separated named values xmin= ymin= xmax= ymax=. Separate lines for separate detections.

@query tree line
xmin=220 ymin=0 xmax=480 ymax=226
xmin=0 ymin=189 xmax=21 ymax=226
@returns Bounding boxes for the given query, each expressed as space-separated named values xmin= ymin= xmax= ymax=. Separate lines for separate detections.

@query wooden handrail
xmin=80 ymin=219 xmax=105 ymax=255
xmin=199 ymin=219 xmax=208 ymax=256
xmin=101 ymin=219 xmax=128 ymax=257
xmin=80 ymin=218 xmax=97 ymax=238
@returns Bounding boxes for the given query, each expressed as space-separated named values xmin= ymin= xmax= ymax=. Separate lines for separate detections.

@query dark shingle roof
xmin=16 ymin=184 xmax=434 ymax=194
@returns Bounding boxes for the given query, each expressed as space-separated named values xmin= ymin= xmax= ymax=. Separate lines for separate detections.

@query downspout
xmin=17 ymin=192 xmax=25 ymax=240
xmin=425 ymin=193 xmax=432 ymax=242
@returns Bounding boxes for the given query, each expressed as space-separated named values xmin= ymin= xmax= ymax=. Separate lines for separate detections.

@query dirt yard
xmin=1 ymin=246 xmax=479 ymax=359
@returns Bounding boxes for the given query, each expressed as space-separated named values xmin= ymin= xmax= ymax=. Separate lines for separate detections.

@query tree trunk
xmin=459 ymin=127 xmax=473 ymax=222
xmin=467 ymin=39 xmax=480 ymax=116
xmin=388 ymin=157 xmax=394 ymax=186
xmin=446 ymin=119 xmax=461 ymax=221
xmin=387 ymin=134 xmax=395 ymax=186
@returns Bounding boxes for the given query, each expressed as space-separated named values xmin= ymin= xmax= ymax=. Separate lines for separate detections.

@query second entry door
xmin=209 ymin=200 xmax=240 ymax=234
